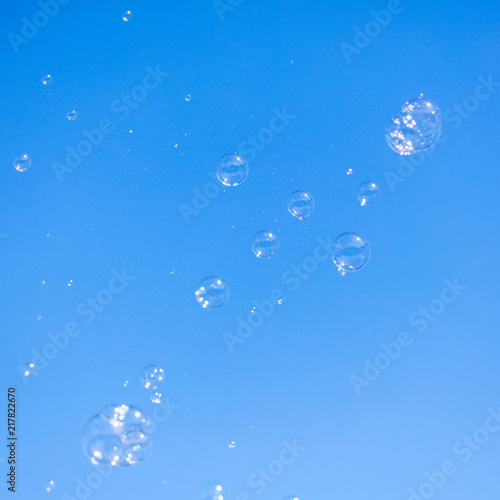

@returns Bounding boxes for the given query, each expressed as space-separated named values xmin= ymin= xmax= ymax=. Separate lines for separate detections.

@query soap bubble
xmin=45 ymin=480 xmax=55 ymax=492
xmin=287 ymin=190 xmax=314 ymax=219
xmin=141 ymin=365 xmax=165 ymax=390
xmin=195 ymin=277 xmax=229 ymax=309
xmin=82 ymin=404 xmax=151 ymax=467
xmin=66 ymin=110 xmax=78 ymax=121
xmin=185 ymin=94 xmax=192 ymax=101
xmin=331 ymin=232 xmax=370 ymax=276
xmin=122 ymin=10 xmax=132 ymax=22
xmin=151 ymin=391 xmax=163 ymax=404
xmin=13 ymin=154 xmax=31 ymax=172
xmin=357 ymin=182 xmax=380 ymax=206
xmin=42 ymin=75 xmax=53 ymax=85
xmin=122 ymin=428 xmax=152 ymax=465
xmin=199 ymin=482 xmax=224 ymax=500
xmin=216 ymin=153 xmax=249 ymax=186
xmin=252 ymin=230 xmax=279 ymax=259
xmin=346 ymin=168 xmax=353 ymax=175
xmin=386 ymin=96 xmax=442 ymax=155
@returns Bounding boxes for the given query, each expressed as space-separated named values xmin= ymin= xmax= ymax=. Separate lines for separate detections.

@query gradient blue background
xmin=1 ymin=0 xmax=499 ymax=498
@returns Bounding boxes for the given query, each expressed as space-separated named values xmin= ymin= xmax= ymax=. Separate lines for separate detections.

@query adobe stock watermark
xmin=17 ymin=269 xmax=135 ymax=385
xmin=340 ymin=0 xmax=403 ymax=64
xmin=61 ymin=398 xmax=179 ymax=500
xmin=385 ymin=74 xmax=500 ymax=192
xmin=7 ymin=0 xmax=71 ymax=53
xmin=234 ymin=439 xmax=306 ymax=499
xmin=178 ymin=106 xmax=296 ymax=225
xmin=52 ymin=65 xmax=168 ymax=182
xmin=350 ymin=278 xmax=467 ymax=395
xmin=224 ymin=236 xmax=333 ymax=353
xmin=407 ymin=406 xmax=500 ymax=499
xmin=213 ymin=0 xmax=244 ymax=22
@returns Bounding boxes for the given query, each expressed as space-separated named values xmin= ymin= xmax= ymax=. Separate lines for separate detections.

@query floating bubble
xmin=287 ymin=190 xmax=314 ymax=220
xmin=21 ymin=362 xmax=35 ymax=377
xmin=228 ymin=441 xmax=236 ymax=448
xmin=331 ymin=232 xmax=370 ymax=276
xmin=252 ymin=230 xmax=279 ymax=259
xmin=199 ymin=482 xmax=224 ymax=500
xmin=151 ymin=391 xmax=163 ymax=404
xmin=13 ymin=154 xmax=31 ymax=172
xmin=357 ymin=182 xmax=380 ymax=206
xmin=185 ymin=94 xmax=192 ymax=101
xmin=45 ymin=480 xmax=55 ymax=493
xmin=216 ymin=153 xmax=249 ymax=187
xmin=66 ymin=110 xmax=78 ymax=121
xmin=122 ymin=10 xmax=132 ymax=22
xmin=195 ymin=277 xmax=229 ymax=309
xmin=82 ymin=404 xmax=151 ymax=467
xmin=386 ymin=96 xmax=442 ymax=155
xmin=141 ymin=365 xmax=165 ymax=390
xmin=122 ymin=428 xmax=152 ymax=465
xmin=282 ymin=496 xmax=300 ymax=500
xmin=42 ymin=75 xmax=53 ymax=86
xmin=346 ymin=168 xmax=353 ymax=175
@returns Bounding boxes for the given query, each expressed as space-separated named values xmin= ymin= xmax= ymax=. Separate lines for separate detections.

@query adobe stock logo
xmin=339 ymin=0 xmax=403 ymax=64
xmin=7 ymin=0 xmax=72 ymax=54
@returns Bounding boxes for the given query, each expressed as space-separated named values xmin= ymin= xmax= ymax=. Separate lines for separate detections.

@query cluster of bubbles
xmin=82 ymin=404 xmax=152 ymax=467
xmin=385 ymin=96 xmax=442 ymax=155
xmin=141 ymin=365 xmax=165 ymax=404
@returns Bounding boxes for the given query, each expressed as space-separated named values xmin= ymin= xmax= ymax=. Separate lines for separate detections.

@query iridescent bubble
xmin=122 ymin=428 xmax=152 ymax=465
xmin=42 ymin=74 xmax=53 ymax=86
xmin=13 ymin=154 xmax=31 ymax=172
xmin=151 ymin=391 xmax=163 ymax=404
xmin=386 ymin=96 xmax=442 ymax=155
xmin=82 ymin=404 xmax=151 ymax=467
xmin=141 ymin=365 xmax=165 ymax=390
xmin=199 ymin=482 xmax=224 ymax=500
xmin=252 ymin=230 xmax=279 ymax=259
xmin=287 ymin=190 xmax=314 ymax=220
xmin=195 ymin=277 xmax=229 ymax=309
xmin=122 ymin=10 xmax=132 ymax=22
xmin=331 ymin=232 xmax=370 ymax=276
xmin=357 ymin=182 xmax=381 ymax=206
xmin=66 ymin=110 xmax=78 ymax=121
xmin=216 ymin=153 xmax=249 ymax=186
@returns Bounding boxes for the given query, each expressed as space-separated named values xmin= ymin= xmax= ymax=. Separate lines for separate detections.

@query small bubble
xmin=13 ymin=154 xmax=31 ymax=172
xmin=45 ymin=480 xmax=55 ymax=493
xmin=346 ymin=168 xmax=353 ymax=175
xmin=195 ymin=277 xmax=230 ymax=309
xmin=122 ymin=10 xmax=132 ymax=22
xmin=287 ymin=190 xmax=314 ymax=220
xmin=150 ymin=392 xmax=163 ymax=404
xmin=228 ymin=441 xmax=236 ymax=448
xmin=357 ymin=182 xmax=381 ymax=206
xmin=42 ymin=75 xmax=53 ymax=86
xmin=199 ymin=482 xmax=224 ymax=500
xmin=185 ymin=94 xmax=192 ymax=101
xmin=66 ymin=110 xmax=78 ymax=121
xmin=170 ymin=268 xmax=175 ymax=274
xmin=141 ymin=366 xmax=165 ymax=390
xmin=252 ymin=230 xmax=279 ymax=259
xmin=216 ymin=153 xmax=249 ymax=187
xmin=123 ymin=380 xmax=129 ymax=387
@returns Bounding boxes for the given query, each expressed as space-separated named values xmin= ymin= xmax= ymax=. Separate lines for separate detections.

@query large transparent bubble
xmin=331 ymin=232 xmax=371 ymax=276
xmin=195 ymin=277 xmax=230 ymax=309
xmin=385 ymin=96 xmax=442 ymax=155
xmin=252 ymin=230 xmax=279 ymax=259
xmin=216 ymin=153 xmax=249 ymax=186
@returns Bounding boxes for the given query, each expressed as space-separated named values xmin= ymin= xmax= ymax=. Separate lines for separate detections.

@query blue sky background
xmin=1 ymin=0 xmax=499 ymax=499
